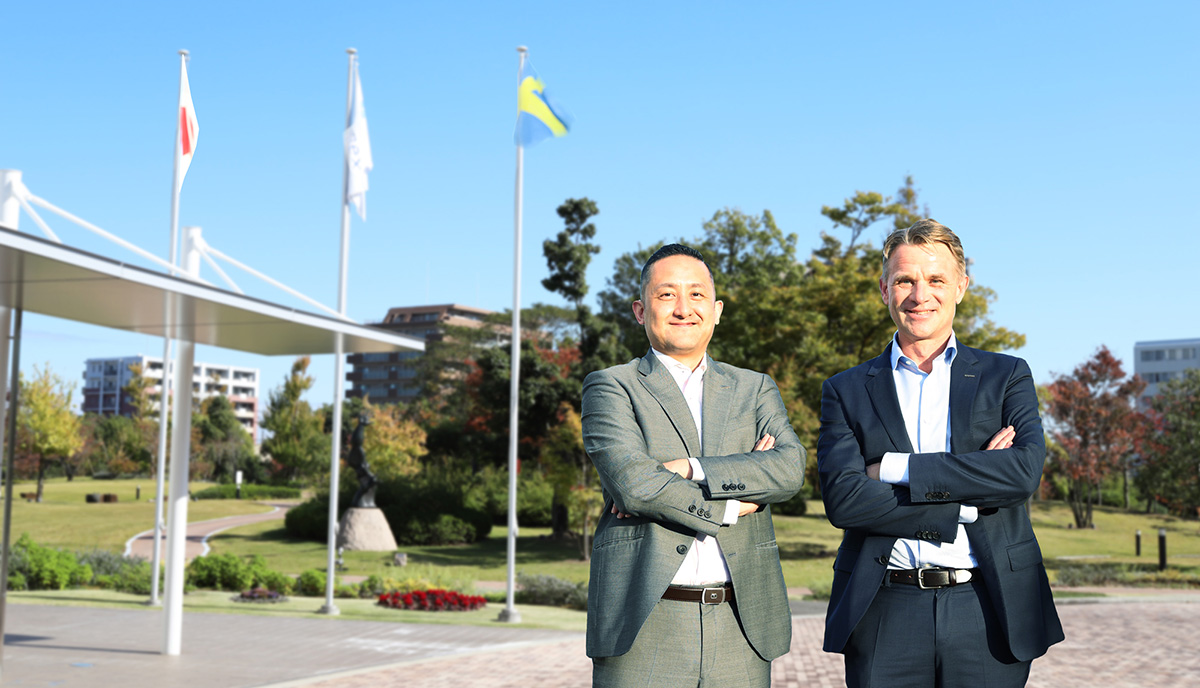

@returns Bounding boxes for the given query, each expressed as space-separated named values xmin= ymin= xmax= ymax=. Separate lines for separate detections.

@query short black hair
xmin=639 ymin=244 xmax=715 ymax=297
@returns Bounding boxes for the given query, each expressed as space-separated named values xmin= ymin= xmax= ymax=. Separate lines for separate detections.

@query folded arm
xmin=818 ymin=377 xmax=960 ymax=542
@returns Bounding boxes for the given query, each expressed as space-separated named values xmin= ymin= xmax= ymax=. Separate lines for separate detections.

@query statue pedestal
xmin=338 ymin=507 xmax=398 ymax=551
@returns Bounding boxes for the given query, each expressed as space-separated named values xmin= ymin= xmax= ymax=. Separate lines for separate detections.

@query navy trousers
xmin=844 ymin=578 xmax=1031 ymax=688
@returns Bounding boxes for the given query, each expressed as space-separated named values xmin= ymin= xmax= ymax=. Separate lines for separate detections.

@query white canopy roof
xmin=0 ymin=225 xmax=422 ymax=356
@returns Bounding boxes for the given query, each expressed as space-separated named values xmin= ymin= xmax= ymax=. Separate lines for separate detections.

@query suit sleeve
xmin=694 ymin=374 xmax=806 ymax=505
xmin=818 ymin=377 xmax=960 ymax=542
xmin=582 ymin=370 xmax=725 ymax=538
xmin=906 ymin=357 xmax=1046 ymax=509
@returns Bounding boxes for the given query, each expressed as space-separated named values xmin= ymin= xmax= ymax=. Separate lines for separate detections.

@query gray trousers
xmin=844 ymin=578 xmax=1031 ymax=688
xmin=593 ymin=597 xmax=771 ymax=688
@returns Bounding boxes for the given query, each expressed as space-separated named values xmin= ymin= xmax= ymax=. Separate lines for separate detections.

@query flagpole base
xmin=319 ymin=604 xmax=341 ymax=616
xmin=497 ymin=606 xmax=521 ymax=624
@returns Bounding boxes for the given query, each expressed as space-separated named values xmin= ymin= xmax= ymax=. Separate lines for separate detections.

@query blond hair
xmin=881 ymin=219 xmax=967 ymax=277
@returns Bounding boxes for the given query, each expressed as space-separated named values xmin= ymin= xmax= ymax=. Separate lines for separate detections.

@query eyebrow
xmin=652 ymin=281 xmax=708 ymax=292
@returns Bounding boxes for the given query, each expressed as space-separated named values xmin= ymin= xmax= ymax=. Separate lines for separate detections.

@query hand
xmin=866 ymin=462 xmax=881 ymax=481
xmin=986 ymin=425 xmax=1016 ymax=450
xmin=662 ymin=458 xmax=693 ymax=479
xmin=611 ymin=503 xmax=632 ymax=519
xmin=753 ymin=433 xmax=776 ymax=451
xmin=737 ymin=501 xmax=761 ymax=517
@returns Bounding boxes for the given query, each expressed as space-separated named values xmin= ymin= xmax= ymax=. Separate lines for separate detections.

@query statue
xmin=346 ymin=412 xmax=377 ymax=509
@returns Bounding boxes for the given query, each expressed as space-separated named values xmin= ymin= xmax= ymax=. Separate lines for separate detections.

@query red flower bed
xmin=377 ymin=588 xmax=487 ymax=612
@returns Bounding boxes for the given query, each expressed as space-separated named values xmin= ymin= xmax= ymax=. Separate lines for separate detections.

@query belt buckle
xmin=916 ymin=567 xmax=948 ymax=590
xmin=701 ymin=586 xmax=725 ymax=604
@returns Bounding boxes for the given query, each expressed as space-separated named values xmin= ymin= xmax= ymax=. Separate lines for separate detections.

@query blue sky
xmin=3 ymin=1 xmax=1197 ymax=415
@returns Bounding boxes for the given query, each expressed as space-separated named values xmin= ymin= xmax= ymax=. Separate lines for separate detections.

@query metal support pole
xmin=498 ymin=45 xmax=528 ymax=626
xmin=162 ymin=227 xmax=200 ymax=656
xmin=1135 ymin=529 xmax=1141 ymax=557
xmin=0 ymin=307 xmax=21 ymax=682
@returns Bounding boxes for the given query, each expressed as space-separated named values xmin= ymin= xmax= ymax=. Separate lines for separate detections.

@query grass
xmin=7 ymin=588 xmax=587 ymax=630
xmin=2 ymin=477 xmax=276 ymax=552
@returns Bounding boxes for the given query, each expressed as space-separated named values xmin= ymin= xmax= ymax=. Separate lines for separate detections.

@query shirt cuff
xmin=687 ymin=457 xmax=706 ymax=483
xmin=722 ymin=500 xmax=741 ymax=525
xmin=879 ymin=452 xmax=910 ymax=485
xmin=958 ymin=505 xmax=978 ymax=524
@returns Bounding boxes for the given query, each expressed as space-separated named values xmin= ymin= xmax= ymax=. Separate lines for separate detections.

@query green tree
xmin=358 ymin=398 xmax=427 ymax=480
xmin=1135 ymin=368 xmax=1200 ymax=516
xmin=539 ymin=402 xmax=602 ymax=559
xmin=260 ymin=357 xmax=328 ymax=485
xmin=194 ymin=395 xmax=260 ymax=483
xmin=17 ymin=365 xmax=84 ymax=500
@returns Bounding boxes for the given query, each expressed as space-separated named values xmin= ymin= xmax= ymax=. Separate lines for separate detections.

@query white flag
xmin=344 ymin=61 xmax=373 ymax=221
xmin=177 ymin=58 xmax=200 ymax=185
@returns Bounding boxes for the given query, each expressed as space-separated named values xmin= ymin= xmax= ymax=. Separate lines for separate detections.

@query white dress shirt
xmin=650 ymin=349 xmax=741 ymax=586
xmin=878 ymin=333 xmax=979 ymax=570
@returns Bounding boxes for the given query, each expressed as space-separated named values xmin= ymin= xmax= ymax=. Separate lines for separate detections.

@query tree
xmin=542 ymin=197 xmax=622 ymax=383
xmin=1044 ymin=346 xmax=1146 ymax=528
xmin=17 ymin=365 xmax=84 ymax=500
xmin=540 ymin=403 xmax=602 ymax=559
xmin=1135 ymin=368 xmax=1200 ymax=516
xmin=122 ymin=362 xmax=161 ymax=474
xmin=358 ymin=398 xmax=427 ymax=480
xmin=260 ymin=357 xmax=328 ymax=485
xmin=194 ymin=395 xmax=260 ymax=483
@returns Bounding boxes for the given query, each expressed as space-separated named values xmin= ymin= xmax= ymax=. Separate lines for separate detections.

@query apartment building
xmin=1133 ymin=337 xmax=1200 ymax=403
xmin=346 ymin=304 xmax=499 ymax=404
xmin=82 ymin=355 xmax=260 ymax=440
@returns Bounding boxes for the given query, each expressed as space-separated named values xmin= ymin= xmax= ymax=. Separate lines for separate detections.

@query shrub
xmin=515 ymin=571 xmax=587 ymax=610
xmin=10 ymin=534 xmax=92 ymax=591
xmin=192 ymin=484 xmax=302 ymax=500
xmin=284 ymin=497 xmax=330 ymax=542
xmin=254 ymin=569 xmax=295 ymax=595
xmin=186 ymin=553 xmax=254 ymax=591
xmin=295 ymin=568 xmax=340 ymax=597
xmin=772 ymin=492 xmax=808 ymax=517
xmin=76 ymin=549 xmax=157 ymax=595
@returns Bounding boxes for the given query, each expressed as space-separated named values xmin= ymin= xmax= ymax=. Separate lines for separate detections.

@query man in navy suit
xmin=818 ymin=220 xmax=1063 ymax=687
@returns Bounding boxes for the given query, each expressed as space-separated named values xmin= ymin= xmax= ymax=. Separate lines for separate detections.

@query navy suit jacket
xmin=817 ymin=342 xmax=1064 ymax=662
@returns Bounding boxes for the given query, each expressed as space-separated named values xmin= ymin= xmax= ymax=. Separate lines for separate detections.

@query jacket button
xmin=737 ymin=483 xmax=746 ymax=490
xmin=703 ymin=510 xmax=711 ymax=518
xmin=721 ymin=483 xmax=730 ymax=491
xmin=688 ymin=504 xmax=696 ymax=513
xmin=931 ymin=531 xmax=941 ymax=539
xmin=875 ymin=555 xmax=888 ymax=565
xmin=676 ymin=545 xmax=688 ymax=555
xmin=926 ymin=492 xmax=936 ymax=500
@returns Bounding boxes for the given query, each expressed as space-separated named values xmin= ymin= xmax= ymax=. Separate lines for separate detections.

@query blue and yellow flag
xmin=514 ymin=60 xmax=572 ymax=147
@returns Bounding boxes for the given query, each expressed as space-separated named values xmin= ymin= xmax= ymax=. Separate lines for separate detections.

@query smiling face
xmin=632 ymin=254 xmax=723 ymax=370
xmin=880 ymin=242 xmax=969 ymax=358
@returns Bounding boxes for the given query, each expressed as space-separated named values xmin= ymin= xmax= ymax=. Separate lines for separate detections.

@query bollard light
xmin=1135 ymin=529 xmax=1141 ymax=557
xmin=1158 ymin=528 xmax=1167 ymax=572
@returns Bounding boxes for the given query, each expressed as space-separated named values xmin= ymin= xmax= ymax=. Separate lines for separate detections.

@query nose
xmin=910 ymin=280 xmax=930 ymax=302
xmin=673 ymin=297 xmax=693 ymax=318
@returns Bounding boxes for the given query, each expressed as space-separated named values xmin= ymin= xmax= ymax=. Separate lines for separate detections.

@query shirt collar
xmin=890 ymin=332 xmax=959 ymax=371
xmin=651 ymin=348 xmax=707 ymax=385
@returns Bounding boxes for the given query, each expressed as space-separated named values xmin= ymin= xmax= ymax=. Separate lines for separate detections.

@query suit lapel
xmin=701 ymin=356 xmax=732 ymax=457
xmin=865 ymin=343 xmax=915 ymax=453
xmin=949 ymin=345 xmax=982 ymax=453
xmin=637 ymin=353 xmax=702 ymax=457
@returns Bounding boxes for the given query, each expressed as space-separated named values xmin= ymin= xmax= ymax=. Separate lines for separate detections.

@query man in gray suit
xmin=818 ymin=220 xmax=1063 ymax=687
xmin=582 ymin=243 xmax=806 ymax=687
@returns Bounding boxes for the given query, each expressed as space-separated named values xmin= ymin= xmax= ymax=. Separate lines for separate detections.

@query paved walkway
xmin=124 ymin=502 xmax=291 ymax=562
xmin=1 ymin=591 xmax=1197 ymax=687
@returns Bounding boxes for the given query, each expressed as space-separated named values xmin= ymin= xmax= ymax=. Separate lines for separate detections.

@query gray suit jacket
xmin=581 ymin=352 xmax=806 ymax=659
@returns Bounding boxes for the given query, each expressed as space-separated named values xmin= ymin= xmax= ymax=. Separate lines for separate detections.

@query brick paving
xmin=296 ymin=595 xmax=1200 ymax=688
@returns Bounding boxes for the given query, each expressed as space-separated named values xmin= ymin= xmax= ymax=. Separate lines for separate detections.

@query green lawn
xmin=2 ymin=477 xmax=275 ymax=552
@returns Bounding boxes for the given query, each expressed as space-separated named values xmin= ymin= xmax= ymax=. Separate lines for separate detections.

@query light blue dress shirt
xmin=878 ymin=333 xmax=979 ymax=570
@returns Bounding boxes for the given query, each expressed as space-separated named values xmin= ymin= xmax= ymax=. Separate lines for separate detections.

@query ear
xmin=713 ymin=299 xmax=723 ymax=325
xmin=632 ymin=300 xmax=646 ymax=325
xmin=955 ymin=274 xmax=970 ymax=304
xmin=879 ymin=275 xmax=889 ymax=304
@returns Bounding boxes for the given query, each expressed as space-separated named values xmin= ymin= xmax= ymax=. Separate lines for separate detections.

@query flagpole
xmin=499 ymin=45 xmax=528 ymax=625
xmin=149 ymin=48 xmax=188 ymax=607
xmin=321 ymin=47 xmax=357 ymax=616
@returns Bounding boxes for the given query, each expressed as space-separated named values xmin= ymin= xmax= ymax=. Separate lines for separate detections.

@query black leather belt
xmin=662 ymin=584 xmax=734 ymax=604
xmin=888 ymin=567 xmax=977 ymax=589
